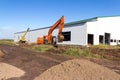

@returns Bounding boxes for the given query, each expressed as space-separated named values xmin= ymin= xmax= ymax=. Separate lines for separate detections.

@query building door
xmin=88 ymin=34 xmax=94 ymax=45
xmin=105 ymin=33 xmax=110 ymax=45
xmin=99 ymin=35 xmax=104 ymax=44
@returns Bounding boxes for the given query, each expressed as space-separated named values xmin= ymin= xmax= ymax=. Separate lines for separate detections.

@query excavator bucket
xmin=58 ymin=34 xmax=64 ymax=42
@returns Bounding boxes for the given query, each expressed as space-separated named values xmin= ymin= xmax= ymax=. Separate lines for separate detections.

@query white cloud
xmin=0 ymin=26 xmax=21 ymax=39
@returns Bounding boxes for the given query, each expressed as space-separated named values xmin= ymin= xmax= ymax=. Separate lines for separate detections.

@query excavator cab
xmin=58 ymin=33 xmax=64 ymax=42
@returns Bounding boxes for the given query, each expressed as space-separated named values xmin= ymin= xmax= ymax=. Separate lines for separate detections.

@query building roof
xmin=14 ymin=15 xmax=120 ymax=34
xmin=15 ymin=17 xmax=97 ymax=34
xmin=98 ymin=15 xmax=120 ymax=18
xmin=64 ymin=17 xmax=97 ymax=26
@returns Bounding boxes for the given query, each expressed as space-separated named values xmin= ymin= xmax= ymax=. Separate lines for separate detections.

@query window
xmin=119 ymin=40 xmax=120 ymax=43
xmin=62 ymin=31 xmax=71 ymax=41
xmin=110 ymin=39 xmax=113 ymax=42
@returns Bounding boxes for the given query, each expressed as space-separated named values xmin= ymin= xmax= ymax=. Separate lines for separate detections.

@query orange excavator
xmin=37 ymin=16 xmax=64 ymax=46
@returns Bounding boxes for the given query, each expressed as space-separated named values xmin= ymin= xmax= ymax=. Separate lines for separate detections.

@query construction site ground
xmin=0 ymin=44 xmax=120 ymax=80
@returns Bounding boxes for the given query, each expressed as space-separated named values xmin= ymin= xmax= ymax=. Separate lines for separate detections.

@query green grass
xmin=26 ymin=45 xmax=54 ymax=52
xmin=63 ymin=46 xmax=112 ymax=59
xmin=64 ymin=48 xmax=94 ymax=58
xmin=0 ymin=39 xmax=14 ymax=46
xmin=24 ymin=44 xmax=120 ymax=60
xmin=91 ymin=44 xmax=120 ymax=49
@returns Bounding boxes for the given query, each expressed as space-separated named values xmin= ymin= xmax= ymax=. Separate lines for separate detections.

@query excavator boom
xmin=48 ymin=16 xmax=64 ymax=36
xmin=37 ymin=16 xmax=64 ymax=45
xmin=47 ymin=16 xmax=64 ymax=43
xmin=19 ymin=28 xmax=30 ymax=43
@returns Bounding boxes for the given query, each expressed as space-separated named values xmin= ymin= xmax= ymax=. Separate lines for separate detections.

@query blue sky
xmin=0 ymin=0 xmax=120 ymax=39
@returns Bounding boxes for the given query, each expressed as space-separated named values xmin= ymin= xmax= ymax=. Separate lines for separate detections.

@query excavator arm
xmin=19 ymin=28 xmax=30 ymax=43
xmin=48 ymin=16 xmax=64 ymax=36
xmin=47 ymin=16 xmax=64 ymax=43
xmin=37 ymin=16 xmax=64 ymax=45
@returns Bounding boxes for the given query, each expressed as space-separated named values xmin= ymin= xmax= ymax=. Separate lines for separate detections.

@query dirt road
xmin=0 ymin=45 xmax=72 ymax=80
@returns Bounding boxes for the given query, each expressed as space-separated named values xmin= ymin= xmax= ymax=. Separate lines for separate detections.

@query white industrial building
xmin=14 ymin=16 xmax=120 ymax=46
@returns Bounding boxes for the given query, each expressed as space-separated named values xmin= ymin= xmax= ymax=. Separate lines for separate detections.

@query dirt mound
xmin=0 ymin=45 xmax=71 ymax=80
xmin=34 ymin=59 xmax=120 ymax=80
xmin=0 ymin=62 xmax=25 ymax=80
xmin=0 ymin=50 xmax=4 ymax=57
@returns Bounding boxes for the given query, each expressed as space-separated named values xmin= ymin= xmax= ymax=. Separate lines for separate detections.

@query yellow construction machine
xmin=19 ymin=28 xmax=30 ymax=43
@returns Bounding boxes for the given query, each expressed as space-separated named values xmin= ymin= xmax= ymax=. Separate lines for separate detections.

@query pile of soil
xmin=0 ymin=50 xmax=4 ymax=57
xmin=34 ymin=59 xmax=120 ymax=80
xmin=0 ymin=45 xmax=72 ymax=80
xmin=0 ymin=62 xmax=25 ymax=80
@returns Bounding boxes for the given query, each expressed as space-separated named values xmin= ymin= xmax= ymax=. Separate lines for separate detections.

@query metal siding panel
xmin=28 ymin=28 xmax=49 ymax=42
xmin=14 ymin=23 xmax=87 ymax=46
xmin=87 ymin=17 xmax=120 ymax=45
xmin=58 ymin=23 xmax=87 ymax=46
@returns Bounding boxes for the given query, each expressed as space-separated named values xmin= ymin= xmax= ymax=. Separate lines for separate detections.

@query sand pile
xmin=0 ymin=50 xmax=4 ymax=57
xmin=0 ymin=63 xmax=25 ymax=80
xmin=34 ymin=59 xmax=120 ymax=80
